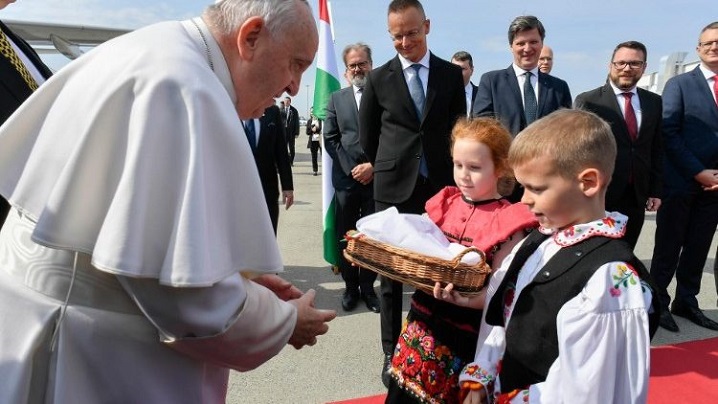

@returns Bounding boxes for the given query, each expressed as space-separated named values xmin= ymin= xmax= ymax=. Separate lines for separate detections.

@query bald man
xmin=538 ymin=45 xmax=554 ymax=74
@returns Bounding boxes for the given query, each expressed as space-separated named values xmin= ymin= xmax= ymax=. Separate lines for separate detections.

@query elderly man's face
xmin=538 ymin=46 xmax=553 ymax=74
xmin=232 ymin=0 xmax=318 ymax=119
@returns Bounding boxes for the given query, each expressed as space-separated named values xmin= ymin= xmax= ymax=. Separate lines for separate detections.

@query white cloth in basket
xmin=355 ymin=207 xmax=482 ymax=265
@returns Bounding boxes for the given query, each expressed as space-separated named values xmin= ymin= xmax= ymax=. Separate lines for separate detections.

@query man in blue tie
xmin=359 ymin=0 xmax=465 ymax=389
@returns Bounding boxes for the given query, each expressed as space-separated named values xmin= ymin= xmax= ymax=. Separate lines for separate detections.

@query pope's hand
xmin=288 ymin=289 xmax=337 ymax=349
xmin=252 ymin=274 xmax=302 ymax=301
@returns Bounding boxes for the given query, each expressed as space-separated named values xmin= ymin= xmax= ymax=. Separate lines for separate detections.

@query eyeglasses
xmin=611 ymin=61 xmax=645 ymax=69
xmin=698 ymin=40 xmax=718 ymax=49
xmin=346 ymin=61 xmax=369 ymax=71
xmin=389 ymin=21 xmax=426 ymax=42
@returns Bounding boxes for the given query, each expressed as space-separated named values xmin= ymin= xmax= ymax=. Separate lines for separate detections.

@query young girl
xmin=385 ymin=118 xmax=537 ymax=404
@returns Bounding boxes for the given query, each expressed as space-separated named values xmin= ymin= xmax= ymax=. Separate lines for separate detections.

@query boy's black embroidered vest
xmin=485 ymin=229 xmax=660 ymax=393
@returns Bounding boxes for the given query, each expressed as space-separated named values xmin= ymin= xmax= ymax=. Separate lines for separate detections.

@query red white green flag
xmin=314 ymin=0 xmax=341 ymax=268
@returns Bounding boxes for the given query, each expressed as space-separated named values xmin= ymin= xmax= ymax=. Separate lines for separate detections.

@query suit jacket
xmin=359 ymin=53 xmax=465 ymax=204
xmin=255 ymin=106 xmax=293 ymax=204
xmin=324 ymin=86 xmax=370 ymax=191
xmin=283 ymin=105 xmax=300 ymax=139
xmin=0 ymin=20 xmax=53 ymax=126
xmin=574 ymin=84 xmax=663 ymax=205
xmin=660 ymin=66 xmax=718 ymax=194
xmin=472 ymin=65 xmax=572 ymax=135
xmin=470 ymin=82 xmax=479 ymax=106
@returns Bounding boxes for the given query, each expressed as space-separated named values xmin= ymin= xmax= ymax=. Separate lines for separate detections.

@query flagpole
xmin=315 ymin=0 xmax=342 ymax=268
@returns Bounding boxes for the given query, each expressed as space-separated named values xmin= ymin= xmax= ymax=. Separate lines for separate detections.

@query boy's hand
xmin=463 ymin=389 xmax=488 ymax=404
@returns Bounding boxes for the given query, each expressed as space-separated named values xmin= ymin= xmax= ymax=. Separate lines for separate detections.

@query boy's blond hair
xmin=508 ymin=109 xmax=616 ymax=182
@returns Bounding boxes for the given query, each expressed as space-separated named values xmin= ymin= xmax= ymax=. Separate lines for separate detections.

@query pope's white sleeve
xmin=117 ymin=273 xmax=297 ymax=372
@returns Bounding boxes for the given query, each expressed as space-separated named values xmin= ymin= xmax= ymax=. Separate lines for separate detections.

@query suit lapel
xmin=537 ymin=72 xmax=564 ymax=118
xmin=505 ymin=66 xmax=524 ymax=115
xmin=390 ymin=56 xmax=421 ymax=124
xmin=423 ymin=53 xmax=441 ymax=124
xmin=690 ymin=67 xmax=718 ymax=120
xmin=635 ymin=88 xmax=658 ymax=142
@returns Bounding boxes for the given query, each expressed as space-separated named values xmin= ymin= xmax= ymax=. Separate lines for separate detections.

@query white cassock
xmin=0 ymin=17 xmax=295 ymax=403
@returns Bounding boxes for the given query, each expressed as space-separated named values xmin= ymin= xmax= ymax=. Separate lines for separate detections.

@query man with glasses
xmin=574 ymin=41 xmax=663 ymax=250
xmin=650 ymin=21 xmax=718 ymax=333
xmin=324 ymin=43 xmax=379 ymax=314
xmin=472 ymin=15 xmax=572 ymax=202
xmin=358 ymin=0 xmax=465 ymax=389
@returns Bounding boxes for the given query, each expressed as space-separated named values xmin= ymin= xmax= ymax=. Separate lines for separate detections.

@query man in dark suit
xmin=472 ymin=15 xmax=571 ymax=201
xmin=574 ymin=41 xmax=662 ymax=249
xmin=244 ymin=105 xmax=294 ymax=234
xmin=359 ymin=0 xmax=465 ymax=387
xmin=324 ymin=42 xmax=379 ymax=314
xmin=451 ymin=50 xmax=478 ymax=118
xmin=472 ymin=16 xmax=571 ymax=136
xmin=1 ymin=5 xmax=53 ymax=225
xmin=283 ymin=96 xmax=300 ymax=165
xmin=650 ymin=21 xmax=718 ymax=333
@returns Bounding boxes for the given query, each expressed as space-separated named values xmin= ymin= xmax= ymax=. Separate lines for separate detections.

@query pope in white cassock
xmin=0 ymin=0 xmax=336 ymax=402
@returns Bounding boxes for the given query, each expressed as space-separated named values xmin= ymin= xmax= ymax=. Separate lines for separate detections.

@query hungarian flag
xmin=313 ymin=0 xmax=341 ymax=269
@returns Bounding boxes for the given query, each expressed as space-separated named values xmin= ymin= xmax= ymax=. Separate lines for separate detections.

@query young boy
xmin=457 ymin=109 xmax=659 ymax=403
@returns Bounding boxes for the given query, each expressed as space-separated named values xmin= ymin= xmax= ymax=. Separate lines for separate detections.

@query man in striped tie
xmin=0 ymin=0 xmax=53 ymax=225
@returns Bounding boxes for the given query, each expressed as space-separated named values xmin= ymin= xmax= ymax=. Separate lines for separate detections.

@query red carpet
xmin=648 ymin=337 xmax=718 ymax=403
xmin=329 ymin=337 xmax=718 ymax=404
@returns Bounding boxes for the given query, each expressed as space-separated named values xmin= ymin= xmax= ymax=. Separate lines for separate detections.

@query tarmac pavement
xmin=226 ymin=144 xmax=718 ymax=404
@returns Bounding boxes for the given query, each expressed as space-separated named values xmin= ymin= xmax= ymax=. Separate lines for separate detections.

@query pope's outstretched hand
xmin=288 ymin=289 xmax=336 ymax=349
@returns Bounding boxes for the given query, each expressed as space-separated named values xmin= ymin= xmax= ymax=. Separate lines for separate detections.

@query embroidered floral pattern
xmin=540 ymin=212 xmax=628 ymax=247
xmin=460 ymin=363 xmax=494 ymax=386
xmin=390 ymin=320 xmax=465 ymax=403
xmin=609 ymin=263 xmax=650 ymax=297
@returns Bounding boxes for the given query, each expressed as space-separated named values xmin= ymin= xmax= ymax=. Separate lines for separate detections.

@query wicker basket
xmin=343 ymin=231 xmax=491 ymax=296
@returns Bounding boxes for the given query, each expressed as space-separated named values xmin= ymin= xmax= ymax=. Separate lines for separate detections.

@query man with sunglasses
xmin=574 ymin=41 xmax=663 ymax=250
xmin=358 ymin=0 xmax=465 ymax=390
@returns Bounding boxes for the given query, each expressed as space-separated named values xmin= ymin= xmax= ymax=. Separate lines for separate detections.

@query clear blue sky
xmin=3 ymin=0 xmax=713 ymax=117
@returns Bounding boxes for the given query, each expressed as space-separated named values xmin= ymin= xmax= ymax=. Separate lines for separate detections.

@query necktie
xmin=622 ymin=93 xmax=638 ymax=142
xmin=408 ymin=64 xmax=429 ymax=178
xmin=713 ymin=75 xmax=718 ymax=108
xmin=0 ymin=29 xmax=39 ymax=91
xmin=243 ymin=120 xmax=257 ymax=152
xmin=523 ymin=71 xmax=537 ymax=125
xmin=408 ymin=64 xmax=425 ymax=120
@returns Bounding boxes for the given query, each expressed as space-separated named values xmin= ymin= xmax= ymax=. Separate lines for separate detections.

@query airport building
xmin=638 ymin=52 xmax=700 ymax=95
